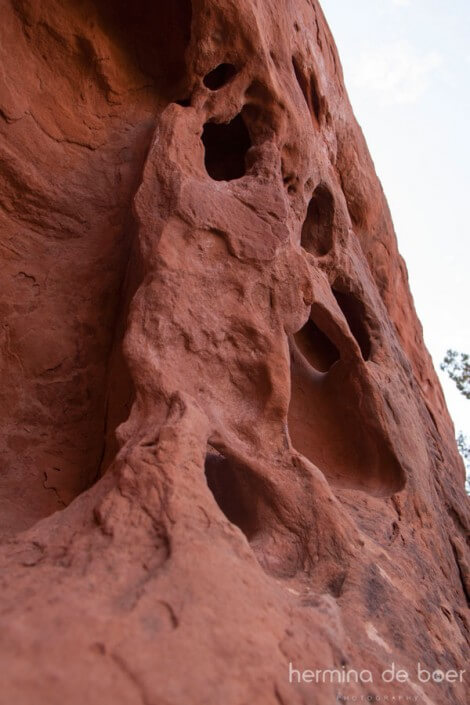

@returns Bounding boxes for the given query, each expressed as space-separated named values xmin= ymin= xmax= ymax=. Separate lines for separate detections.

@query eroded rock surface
xmin=0 ymin=1 xmax=468 ymax=703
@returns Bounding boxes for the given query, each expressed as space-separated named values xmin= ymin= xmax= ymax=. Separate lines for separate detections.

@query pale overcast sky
xmin=321 ymin=0 xmax=470 ymax=440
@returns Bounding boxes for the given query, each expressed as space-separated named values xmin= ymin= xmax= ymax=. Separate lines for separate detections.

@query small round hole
xmin=203 ymin=63 xmax=237 ymax=90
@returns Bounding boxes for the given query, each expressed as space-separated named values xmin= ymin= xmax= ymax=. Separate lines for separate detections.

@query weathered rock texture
xmin=0 ymin=1 xmax=469 ymax=703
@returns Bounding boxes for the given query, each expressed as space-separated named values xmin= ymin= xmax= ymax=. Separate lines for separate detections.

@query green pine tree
xmin=441 ymin=349 xmax=470 ymax=493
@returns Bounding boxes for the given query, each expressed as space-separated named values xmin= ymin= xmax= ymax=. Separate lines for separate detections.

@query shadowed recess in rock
xmin=203 ymin=63 xmax=238 ymax=90
xmin=202 ymin=114 xmax=252 ymax=181
xmin=0 ymin=0 xmax=195 ymax=536
xmin=293 ymin=317 xmax=340 ymax=373
xmin=309 ymin=71 xmax=322 ymax=126
xmin=292 ymin=56 xmax=322 ymax=126
xmin=204 ymin=449 xmax=305 ymax=579
xmin=301 ymin=184 xmax=335 ymax=256
xmin=204 ymin=450 xmax=261 ymax=540
xmin=333 ymin=288 xmax=372 ymax=361
xmin=91 ymin=0 xmax=192 ymax=97
xmin=288 ymin=312 xmax=404 ymax=496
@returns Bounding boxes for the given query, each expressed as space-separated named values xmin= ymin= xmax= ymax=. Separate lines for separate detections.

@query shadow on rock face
xmin=288 ymin=310 xmax=405 ymax=497
xmin=201 ymin=113 xmax=252 ymax=181
xmin=301 ymin=184 xmax=335 ymax=257
xmin=204 ymin=449 xmax=262 ymax=541
xmin=203 ymin=63 xmax=238 ymax=90
xmin=90 ymin=0 xmax=192 ymax=98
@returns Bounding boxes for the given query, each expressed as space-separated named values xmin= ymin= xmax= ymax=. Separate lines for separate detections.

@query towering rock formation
xmin=0 ymin=1 xmax=468 ymax=703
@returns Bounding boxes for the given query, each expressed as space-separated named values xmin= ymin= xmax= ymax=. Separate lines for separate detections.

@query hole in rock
xmin=176 ymin=97 xmax=191 ymax=107
xmin=292 ymin=57 xmax=322 ymax=126
xmin=282 ymin=171 xmax=298 ymax=195
xmin=293 ymin=317 xmax=339 ymax=373
xmin=288 ymin=312 xmax=404 ymax=496
xmin=332 ymin=289 xmax=371 ymax=361
xmin=204 ymin=450 xmax=261 ymax=540
xmin=202 ymin=114 xmax=251 ymax=181
xmin=205 ymin=450 xmax=308 ymax=579
xmin=309 ymin=72 xmax=322 ymax=124
xmin=301 ymin=184 xmax=335 ymax=256
xmin=203 ymin=63 xmax=237 ymax=90
xmin=292 ymin=57 xmax=310 ymax=109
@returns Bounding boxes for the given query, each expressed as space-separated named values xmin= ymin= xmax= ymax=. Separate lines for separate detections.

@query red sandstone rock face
xmin=0 ymin=1 xmax=469 ymax=703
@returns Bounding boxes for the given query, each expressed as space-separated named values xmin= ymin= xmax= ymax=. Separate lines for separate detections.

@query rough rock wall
xmin=0 ymin=1 xmax=468 ymax=703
